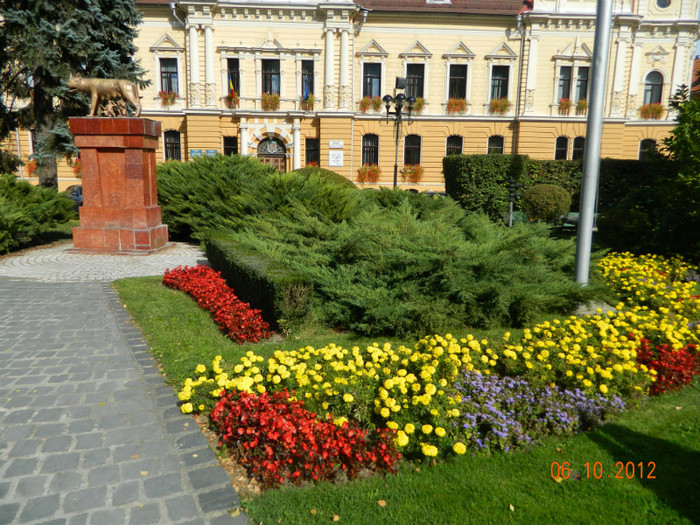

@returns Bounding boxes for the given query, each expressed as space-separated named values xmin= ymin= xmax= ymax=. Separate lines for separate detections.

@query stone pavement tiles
xmin=0 ymin=277 xmax=250 ymax=524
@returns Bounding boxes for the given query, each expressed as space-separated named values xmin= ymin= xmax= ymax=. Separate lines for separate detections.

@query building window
xmin=160 ymin=58 xmax=178 ymax=94
xmin=302 ymin=60 xmax=314 ymax=100
xmin=639 ymin=139 xmax=657 ymax=160
xmin=656 ymin=0 xmax=670 ymax=7
xmin=572 ymin=137 xmax=585 ymax=160
xmin=362 ymin=134 xmax=379 ymax=165
xmin=448 ymin=64 xmax=468 ymax=99
xmin=306 ymin=138 xmax=320 ymax=165
xmin=164 ymin=130 xmax=181 ymax=161
xmin=487 ymin=135 xmax=504 ymax=154
xmin=406 ymin=63 xmax=425 ymax=98
xmin=558 ymin=66 xmax=572 ymax=101
xmin=576 ymin=67 xmax=589 ymax=101
xmin=490 ymin=65 xmax=509 ymax=100
xmin=262 ymin=59 xmax=280 ymax=94
xmin=223 ymin=136 xmax=238 ymax=156
xmin=643 ymin=71 xmax=663 ymax=105
xmin=404 ymin=134 xmax=421 ymax=165
xmin=555 ymin=136 xmax=569 ymax=160
xmin=363 ymin=63 xmax=381 ymax=98
xmin=446 ymin=135 xmax=463 ymax=156
xmin=227 ymin=58 xmax=240 ymax=95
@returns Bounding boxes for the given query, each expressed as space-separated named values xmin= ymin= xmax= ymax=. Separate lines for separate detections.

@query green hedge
xmin=204 ymin=231 xmax=315 ymax=334
xmin=0 ymin=174 xmax=75 ymax=253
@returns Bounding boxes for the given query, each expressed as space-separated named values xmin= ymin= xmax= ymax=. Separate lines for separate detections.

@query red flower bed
xmin=636 ymin=338 xmax=700 ymax=395
xmin=163 ymin=265 xmax=272 ymax=344
xmin=211 ymin=389 xmax=400 ymax=488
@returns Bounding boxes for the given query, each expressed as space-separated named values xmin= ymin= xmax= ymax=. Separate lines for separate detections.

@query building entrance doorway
xmin=257 ymin=137 xmax=287 ymax=171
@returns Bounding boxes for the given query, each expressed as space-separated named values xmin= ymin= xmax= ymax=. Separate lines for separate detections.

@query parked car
xmin=64 ymin=185 xmax=82 ymax=212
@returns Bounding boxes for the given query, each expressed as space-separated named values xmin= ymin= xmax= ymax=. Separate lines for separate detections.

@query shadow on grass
xmin=588 ymin=423 xmax=700 ymax=523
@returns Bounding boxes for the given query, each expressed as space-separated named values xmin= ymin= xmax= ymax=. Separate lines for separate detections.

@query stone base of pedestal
xmin=69 ymin=117 xmax=169 ymax=254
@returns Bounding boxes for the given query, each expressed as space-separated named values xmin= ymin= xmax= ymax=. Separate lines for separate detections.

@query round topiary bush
xmin=521 ymin=184 xmax=571 ymax=224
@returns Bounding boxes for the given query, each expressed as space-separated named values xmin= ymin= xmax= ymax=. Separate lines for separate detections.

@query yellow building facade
xmin=9 ymin=0 xmax=700 ymax=191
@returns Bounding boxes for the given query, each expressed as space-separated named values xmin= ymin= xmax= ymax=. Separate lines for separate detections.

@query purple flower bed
xmin=454 ymin=371 xmax=625 ymax=453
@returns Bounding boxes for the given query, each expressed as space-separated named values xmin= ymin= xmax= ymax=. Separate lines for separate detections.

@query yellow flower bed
xmin=177 ymin=253 xmax=700 ymax=458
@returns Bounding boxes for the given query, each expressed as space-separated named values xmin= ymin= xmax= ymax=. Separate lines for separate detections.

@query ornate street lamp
xmin=382 ymin=91 xmax=416 ymax=188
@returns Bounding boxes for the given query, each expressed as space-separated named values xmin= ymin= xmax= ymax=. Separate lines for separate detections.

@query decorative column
xmin=610 ymin=35 xmax=628 ymax=116
xmin=204 ymin=24 xmax=216 ymax=107
xmin=324 ymin=29 xmax=335 ymax=109
xmin=68 ymin=118 xmax=169 ymax=254
xmin=626 ymin=43 xmax=641 ymax=117
xmin=188 ymin=24 xmax=201 ymax=107
xmin=339 ymin=30 xmax=350 ymax=109
xmin=670 ymin=38 xmax=690 ymax=100
xmin=239 ymin=117 xmax=249 ymax=155
xmin=292 ymin=119 xmax=301 ymax=170
xmin=524 ymin=35 xmax=538 ymax=112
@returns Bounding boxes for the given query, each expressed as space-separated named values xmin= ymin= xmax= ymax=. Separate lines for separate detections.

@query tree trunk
xmin=32 ymin=70 xmax=58 ymax=190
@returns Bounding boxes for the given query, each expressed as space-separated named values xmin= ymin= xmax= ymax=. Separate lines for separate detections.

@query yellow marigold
xmin=195 ymin=364 xmax=206 ymax=374
xmin=180 ymin=403 xmax=193 ymax=414
xmin=405 ymin=423 xmax=415 ymax=434
xmin=421 ymin=424 xmax=433 ymax=435
xmin=435 ymin=427 xmax=446 ymax=437
xmin=421 ymin=443 xmax=438 ymax=457
xmin=396 ymin=431 xmax=409 ymax=447
xmin=599 ymin=384 xmax=609 ymax=394
xmin=343 ymin=393 xmax=354 ymax=403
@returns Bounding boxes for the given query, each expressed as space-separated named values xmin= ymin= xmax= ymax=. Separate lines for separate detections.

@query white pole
xmin=574 ymin=0 xmax=613 ymax=285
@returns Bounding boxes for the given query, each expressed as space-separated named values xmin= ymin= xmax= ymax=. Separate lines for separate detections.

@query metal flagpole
xmin=574 ymin=0 xmax=614 ymax=285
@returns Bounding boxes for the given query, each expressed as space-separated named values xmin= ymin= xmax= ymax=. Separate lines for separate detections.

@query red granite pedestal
xmin=69 ymin=118 xmax=169 ymax=254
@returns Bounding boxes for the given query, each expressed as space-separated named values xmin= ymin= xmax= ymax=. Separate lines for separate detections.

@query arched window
xmin=555 ymin=136 xmax=569 ymax=160
xmin=572 ymin=137 xmax=585 ymax=160
xmin=446 ymin=135 xmax=463 ymax=156
xmin=639 ymin=139 xmax=657 ymax=160
xmin=164 ymin=130 xmax=181 ymax=161
xmin=643 ymin=72 xmax=663 ymax=105
xmin=487 ymin=135 xmax=504 ymax=154
xmin=404 ymin=135 xmax=421 ymax=165
xmin=362 ymin=134 xmax=379 ymax=165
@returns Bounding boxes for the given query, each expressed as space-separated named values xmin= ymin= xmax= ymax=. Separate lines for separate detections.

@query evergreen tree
xmin=0 ymin=0 xmax=147 ymax=188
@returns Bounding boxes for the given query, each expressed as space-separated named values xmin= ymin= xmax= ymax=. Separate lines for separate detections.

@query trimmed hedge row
xmin=204 ymin=231 xmax=314 ymax=334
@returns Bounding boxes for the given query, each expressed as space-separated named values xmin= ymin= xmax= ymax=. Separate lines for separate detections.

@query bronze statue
xmin=67 ymin=75 xmax=141 ymax=117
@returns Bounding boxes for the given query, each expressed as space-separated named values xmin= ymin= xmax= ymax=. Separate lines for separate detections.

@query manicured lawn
xmin=114 ymin=275 xmax=700 ymax=525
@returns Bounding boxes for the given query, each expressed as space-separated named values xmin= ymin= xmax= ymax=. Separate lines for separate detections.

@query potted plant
xmin=306 ymin=161 xmax=319 ymax=167
xmin=301 ymin=93 xmax=314 ymax=111
xmin=371 ymin=96 xmax=383 ymax=112
xmin=158 ymin=90 xmax=177 ymax=107
xmin=225 ymin=91 xmax=239 ymax=109
xmin=447 ymin=98 xmax=467 ymax=114
xmin=402 ymin=164 xmax=424 ymax=183
xmin=640 ymin=103 xmax=664 ymax=120
xmin=261 ymin=93 xmax=280 ymax=111
xmin=359 ymin=96 xmax=372 ymax=113
xmin=576 ymin=98 xmax=588 ymax=115
xmin=357 ymin=164 xmax=381 ymax=183
xmin=558 ymin=98 xmax=572 ymax=115
xmin=411 ymin=97 xmax=425 ymax=114
xmin=489 ymin=98 xmax=511 ymax=115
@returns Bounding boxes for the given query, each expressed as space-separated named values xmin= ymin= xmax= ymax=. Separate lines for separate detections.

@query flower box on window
xmin=359 ymin=96 xmax=382 ymax=113
xmin=225 ymin=92 xmax=239 ymax=109
xmin=558 ymin=98 xmax=572 ymax=115
xmin=25 ymin=159 xmax=37 ymax=177
xmin=412 ymin=97 xmax=425 ymax=114
xmin=576 ymin=99 xmax=588 ymax=115
xmin=446 ymin=98 xmax=467 ymax=114
xmin=261 ymin=93 xmax=280 ymax=111
xmin=357 ymin=164 xmax=381 ymax=184
xmin=489 ymin=98 xmax=511 ymax=115
xmin=640 ymin=103 xmax=664 ymax=120
xmin=402 ymin=164 xmax=424 ymax=183
xmin=301 ymin=94 xmax=315 ymax=111
xmin=158 ymin=90 xmax=177 ymax=107
xmin=306 ymin=161 xmax=319 ymax=167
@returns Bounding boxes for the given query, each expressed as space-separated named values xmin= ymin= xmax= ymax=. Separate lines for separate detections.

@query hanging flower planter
xmin=158 ymin=90 xmax=177 ymax=107
xmin=639 ymin=103 xmax=664 ymax=120
xmin=489 ymin=98 xmax=511 ymax=115
xmin=357 ymin=164 xmax=381 ymax=184
xmin=261 ymin=93 xmax=280 ymax=111
xmin=558 ymin=98 xmax=572 ymax=115
xmin=446 ymin=98 xmax=467 ymax=114
xmin=412 ymin=97 xmax=425 ymax=114
xmin=402 ymin=164 xmax=424 ymax=183
xmin=301 ymin=94 xmax=315 ymax=111
xmin=225 ymin=92 xmax=239 ymax=109
xmin=576 ymin=99 xmax=588 ymax=115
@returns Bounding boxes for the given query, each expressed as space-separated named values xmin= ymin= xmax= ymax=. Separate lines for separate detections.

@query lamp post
xmin=382 ymin=91 xmax=416 ymax=188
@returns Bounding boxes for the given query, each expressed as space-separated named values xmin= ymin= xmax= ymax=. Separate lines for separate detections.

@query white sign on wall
xmin=328 ymin=150 xmax=344 ymax=167
xmin=328 ymin=140 xmax=344 ymax=149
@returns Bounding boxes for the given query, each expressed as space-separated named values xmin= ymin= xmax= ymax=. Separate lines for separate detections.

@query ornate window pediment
xmin=357 ymin=39 xmax=389 ymax=58
xmin=485 ymin=42 xmax=517 ymax=61
xmin=646 ymin=45 xmax=670 ymax=64
xmin=150 ymin=34 xmax=184 ymax=53
xmin=554 ymin=41 xmax=593 ymax=61
xmin=442 ymin=42 xmax=475 ymax=60
xmin=400 ymin=41 xmax=432 ymax=59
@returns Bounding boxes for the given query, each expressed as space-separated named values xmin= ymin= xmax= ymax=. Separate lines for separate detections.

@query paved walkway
xmin=0 ymin=242 xmax=250 ymax=524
